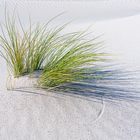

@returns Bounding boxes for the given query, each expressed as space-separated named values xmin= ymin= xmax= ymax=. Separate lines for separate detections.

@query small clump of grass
xmin=38 ymin=31 xmax=106 ymax=88
xmin=0 ymin=11 xmax=65 ymax=77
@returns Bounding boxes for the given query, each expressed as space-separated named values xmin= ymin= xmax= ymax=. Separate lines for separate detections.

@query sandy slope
xmin=0 ymin=89 xmax=139 ymax=140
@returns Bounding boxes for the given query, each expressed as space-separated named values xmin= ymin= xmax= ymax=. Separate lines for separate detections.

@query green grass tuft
xmin=38 ymin=31 xmax=106 ymax=88
xmin=0 ymin=12 xmax=65 ymax=77
xmin=0 ymin=11 xmax=106 ymax=88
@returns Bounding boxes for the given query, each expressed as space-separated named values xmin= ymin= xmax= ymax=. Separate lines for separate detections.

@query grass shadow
xmin=12 ymin=64 xmax=140 ymax=102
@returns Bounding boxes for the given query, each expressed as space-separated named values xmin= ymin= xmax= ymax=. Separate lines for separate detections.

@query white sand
xmin=0 ymin=1 xmax=140 ymax=140
xmin=0 ymin=88 xmax=139 ymax=140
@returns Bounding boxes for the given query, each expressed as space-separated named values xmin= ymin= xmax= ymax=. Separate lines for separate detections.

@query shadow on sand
xmin=12 ymin=65 xmax=140 ymax=102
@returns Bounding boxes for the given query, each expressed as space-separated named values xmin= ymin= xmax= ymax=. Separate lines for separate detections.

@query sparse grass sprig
xmin=0 ymin=13 xmax=27 ymax=77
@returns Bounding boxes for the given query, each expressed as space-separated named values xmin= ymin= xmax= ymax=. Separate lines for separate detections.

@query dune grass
xmin=38 ymin=31 xmax=106 ymax=88
xmin=23 ymin=23 xmax=66 ymax=74
xmin=0 ymin=11 xmax=106 ymax=89
xmin=0 ymin=12 xmax=65 ymax=77
xmin=0 ymin=14 xmax=27 ymax=77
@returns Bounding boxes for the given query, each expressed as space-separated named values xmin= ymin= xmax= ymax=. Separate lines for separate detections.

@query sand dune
xmin=0 ymin=1 xmax=140 ymax=140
